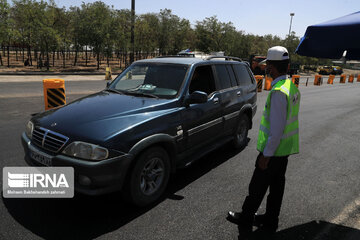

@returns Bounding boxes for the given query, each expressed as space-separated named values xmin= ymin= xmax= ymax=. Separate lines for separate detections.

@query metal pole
xmin=130 ymin=0 xmax=135 ymax=64
xmin=289 ymin=13 xmax=295 ymax=36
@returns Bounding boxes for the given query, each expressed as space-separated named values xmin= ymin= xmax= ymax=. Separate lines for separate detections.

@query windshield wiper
xmin=126 ymin=84 xmax=143 ymax=91
xmin=125 ymin=90 xmax=159 ymax=99
xmin=106 ymin=88 xmax=158 ymax=98
xmin=105 ymin=88 xmax=125 ymax=94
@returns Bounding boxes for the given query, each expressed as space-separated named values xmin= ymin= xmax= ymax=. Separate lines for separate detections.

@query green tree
xmin=1 ymin=1 xmax=330 ymax=70
xmin=282 ymin=32 xmax=300 ymax=60
xmin=0 ymin=0 xmax=19 ymax=67
xmin=69 ymin=5 xmax=93 ymax=66
xmin=195 ymin=16 xmax=237 ymax=54
xmin=12 ymin=0 xmax=44 ymax=66
xmin=113 ymin=9 xmax=131 ymax=66
xmin=80 ymin=1 xmax=113 ymax=69
xmin=0 ymin=0 xmax=10 ymax=66
xmin=68 ymin=6 xmax=83 ymax=66
xmin=158 ymin=9 xmax=183 ymax=55
xmin=173 ymin=18 xmax=194 ymax=54
xmin=227 ymin=31 xmax=251 ymax=59
xmin=36 ymin=0 xmax=63 ymax=70
xmin=135 ymin=13 xmax=159 ymax=57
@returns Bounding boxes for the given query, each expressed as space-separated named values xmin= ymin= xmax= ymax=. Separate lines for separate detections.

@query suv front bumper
xmin=21 ymin=132 xmax=133 ymax=196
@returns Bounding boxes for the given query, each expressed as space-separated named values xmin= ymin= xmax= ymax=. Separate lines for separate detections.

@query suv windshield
xmin=109 ymin=63 xmax=189 ymax=99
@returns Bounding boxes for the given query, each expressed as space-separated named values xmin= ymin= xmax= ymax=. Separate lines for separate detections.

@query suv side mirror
xmin=106 ymin=82 xmax=111 ymax=88
xmin=185 ymin=91 xmax=208 ymax=106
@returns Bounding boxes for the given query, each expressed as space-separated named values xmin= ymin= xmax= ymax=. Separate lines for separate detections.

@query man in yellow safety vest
xmin=227 ymin=46 xmax=300 ymax=237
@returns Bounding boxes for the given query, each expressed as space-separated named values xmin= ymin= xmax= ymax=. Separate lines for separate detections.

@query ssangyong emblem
xmin=51 ymin=123 xmax=57 ymax=127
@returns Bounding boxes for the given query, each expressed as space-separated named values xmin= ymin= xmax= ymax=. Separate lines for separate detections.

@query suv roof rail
xmin=155 ymin=54 xmax=195 ymax=58
xmin=205 ymin=56 xmax=242 ymax=62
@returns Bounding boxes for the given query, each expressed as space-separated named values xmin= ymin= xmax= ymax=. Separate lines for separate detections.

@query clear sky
xmin=54 ymin=0 xmax=359 ymax=39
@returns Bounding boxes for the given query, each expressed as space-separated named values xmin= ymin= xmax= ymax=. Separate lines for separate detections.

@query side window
xmin=215 ymin=65 xmax=232 ymax=90
xmin=226 ymin=65 xmax=238 ymax=87
xmin=233 ymin=64 xmax=253 ymax=86
xmin=189 ymin=65 xmax=216 ymax=96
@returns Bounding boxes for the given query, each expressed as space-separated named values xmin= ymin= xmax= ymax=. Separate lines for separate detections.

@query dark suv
xmin=21 ymin=56 xmax=257 ymax=206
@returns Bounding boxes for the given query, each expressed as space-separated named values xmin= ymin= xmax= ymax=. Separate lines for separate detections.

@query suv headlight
xmin=26 ymin=121 xmax=34 ymax=138
xmin=62 ymin=141 xmax=109 ymax=161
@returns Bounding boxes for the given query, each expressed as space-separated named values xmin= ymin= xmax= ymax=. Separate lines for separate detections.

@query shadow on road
xmin=2 ymin=139 xmax=250 ymax=240
xmin=240 ymin=221 xmax=360 ymax=240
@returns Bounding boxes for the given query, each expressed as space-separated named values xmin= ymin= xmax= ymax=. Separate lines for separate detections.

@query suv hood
xmin=32 ymin=91 xmax=179 ymax=143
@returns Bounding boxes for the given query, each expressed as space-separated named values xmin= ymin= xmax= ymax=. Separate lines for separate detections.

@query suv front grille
xmin=32 ymin=127 xmax=69 ymax=153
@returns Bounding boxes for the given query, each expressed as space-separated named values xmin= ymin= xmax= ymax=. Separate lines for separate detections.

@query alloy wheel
xmin=140 ymin=157 xmax=165 ymax=196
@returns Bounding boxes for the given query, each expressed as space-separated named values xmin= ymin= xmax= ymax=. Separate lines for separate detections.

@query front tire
xmin=126 ymin=146 xmax=170 ymax=207
xmin=232 ymin=115 xmax=250 ymax=149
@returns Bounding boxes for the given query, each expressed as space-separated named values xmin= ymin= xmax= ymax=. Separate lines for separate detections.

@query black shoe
xmin=227 ymin=211 xmax=253 ymax=224
xmin=253 ymin=225 xmax=277 ymax=236
xmin=253 ymin=213 xmax=266 ymax=227
xmin=253 ymin=213 xmax=278 ymax=233
xmin=227 ymin=211 xmax=254 ymax=230
xmin=227 ymin=211 xmax=242 ymax=224
xmin=230 ymin=212 xmax=266 ymax=227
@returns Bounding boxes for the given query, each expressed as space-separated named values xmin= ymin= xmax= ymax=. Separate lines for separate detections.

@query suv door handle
xmin=237 ymin=90 xmax=242 ymax=96
xmin=213 ymin=97 xmax=219 ymax=104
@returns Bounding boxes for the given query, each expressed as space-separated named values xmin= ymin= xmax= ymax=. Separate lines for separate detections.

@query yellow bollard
xmin=105 ymin=67 xmax=112 ymax=80
xmin=292 ymin=75 xmax=300 ymax=88
xmin=255 ymin=75 xmax=264 ymax=92
xmin=314 ymin=75 xmax=322 ymax=86
xmin=348 ymin=74 xmax=354 ymax=83
xmin=43 ymin=79 xmax=66 ymax=110
xmin=357 ymin=74 xmax=360 ymax=82
xmin=340 ymin=74 xmax=346 ymax=83
xmin=264 ymin=76 xmax=273 ymax=91
xmin=327 ymin=75 xmax=335 ymax=84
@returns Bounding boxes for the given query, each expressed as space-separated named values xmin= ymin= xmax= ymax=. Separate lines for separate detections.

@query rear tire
xmin=232 ymin=115 xmax=250 ymax=149
xmin=125 ymin=146 xmax=170 ymax=207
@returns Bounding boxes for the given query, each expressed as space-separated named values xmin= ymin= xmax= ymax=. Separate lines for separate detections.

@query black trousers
xmin=242 ymin=153 xmax=289 ymax=223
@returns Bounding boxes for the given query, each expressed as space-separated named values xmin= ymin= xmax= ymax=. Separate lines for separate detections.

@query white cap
xmin=266 ymin=46 xmax=289 ymax=61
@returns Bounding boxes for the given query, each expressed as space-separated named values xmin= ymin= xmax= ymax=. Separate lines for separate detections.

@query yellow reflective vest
xmin=257 ymin=79 xmax=300 ymax=156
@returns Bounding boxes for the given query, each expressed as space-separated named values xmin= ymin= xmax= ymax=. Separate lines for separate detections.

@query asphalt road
xmin=0 ymin=75 xmax=360 ymax=240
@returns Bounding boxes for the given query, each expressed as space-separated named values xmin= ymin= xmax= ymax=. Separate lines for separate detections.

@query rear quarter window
xmin=226 ymin=65 xmax=238 ymax=87
xmin=233 ymin=64 xmax=254 ymax=86
xmin=215 ymin=65 xmax=232 ymax=90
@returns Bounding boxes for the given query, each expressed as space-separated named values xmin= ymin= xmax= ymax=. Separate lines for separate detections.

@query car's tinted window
xmin=189 ymin=65 xmax=216 ymax=96
xmin=215 ymin=65 xmax=232 ymax=90
xmin=226 ymin=65 xmax=238 ymax=87
xmin=233 ymin=64 xmax=253 ymax=86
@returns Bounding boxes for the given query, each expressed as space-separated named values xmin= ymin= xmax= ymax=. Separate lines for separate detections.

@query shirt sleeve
xmin=263 ymin=91 xmax=288 ymax=157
